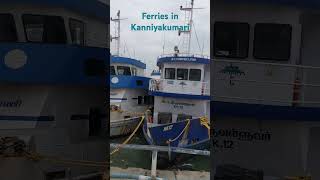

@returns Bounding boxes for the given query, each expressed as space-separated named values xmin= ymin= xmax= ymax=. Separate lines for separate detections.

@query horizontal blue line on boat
xmin=157 ymin=56 xmax=210 ymax=66
xmin=149 ymin=91 xmax=210 ymax=100
xmin=212 ymin=101 xmax=320 ymax=121
xmin=0 ymin=116 xmax=54 ymax=121
xmin=0 ymin=43 xmax=108 ymax=85
xmin=110 ymin=75 xmax=150 ymax=89
xmin=111 ymin=56 xmax=146 ymax=69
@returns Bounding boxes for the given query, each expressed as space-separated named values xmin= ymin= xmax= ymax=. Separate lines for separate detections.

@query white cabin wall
xmin=212 ymin=1 xmax=302 ymax=106
xmin=110 ymin=88 xmax=149 ymax=121
xmin=0 ymin=5 xmax=108 ymax=48
xmin=153 ymin=96 xmax=208 ymax=123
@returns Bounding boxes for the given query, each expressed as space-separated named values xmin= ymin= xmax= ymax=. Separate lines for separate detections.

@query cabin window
xmin=0 ymin=14 xmax=17 ymax=42
xmin=214 ymin=22 xmax=249 ymax=58
xmin=177 ymin=114 xmax=192 ymax=122
xmin=158 ymin=112 xmax=172 ymax=124
xmin=189 ymin=69 xmax=201 ymax=81
xmin=69 ymin=18 xmax=85 ymax=45
xmin=165 ymin=68 xmax=175 ymax=80
xmin=23 ymin=15 xmax=66 ymax=44
xmin=110 ymin=66 xmax=116 ymax=75
xmin=177 ymin=69 xmax=188 ymax=80
xmin=117 ymin=66 xmax=131 ymax=76
xmin=254 ymin=23 xmax=292 ymax=60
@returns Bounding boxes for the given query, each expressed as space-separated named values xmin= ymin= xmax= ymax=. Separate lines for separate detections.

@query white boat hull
xmin=110 ymin=117 xmax=141 ymax=137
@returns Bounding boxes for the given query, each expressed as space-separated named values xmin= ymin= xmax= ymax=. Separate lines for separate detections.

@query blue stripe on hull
xmin=110 ymin=75 xmax=150 ymax=89
xmin=212 ymin=101 xmax=320 ymax=121
xmin=0 ymin=43 xmax=108 ymax=85
xmin=149 ymin=91 xmax=210 ymax=100
xmin=143 ymin=118 xmax=209 ymax=148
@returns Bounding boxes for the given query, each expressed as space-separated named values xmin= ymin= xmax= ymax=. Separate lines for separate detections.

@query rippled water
xmin=110 ymin=131 xmax=210 ymax=171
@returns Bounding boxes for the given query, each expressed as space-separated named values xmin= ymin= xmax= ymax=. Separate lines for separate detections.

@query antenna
xmin=178 ymin=0 xmax=203 ymax=54
xmin=111 ymin=10 xmax=127 ymax=56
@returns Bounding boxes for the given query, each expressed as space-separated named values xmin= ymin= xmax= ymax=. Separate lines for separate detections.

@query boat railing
xmin=110 ymin=143 xmax=210 ymax=180
xmin=149 ymin=79 xmax=210 ymax=96
xmin=158 ymin=53 xmax=210 ymax=60
xmin=212 ymin=59 xmax=320 ymax=106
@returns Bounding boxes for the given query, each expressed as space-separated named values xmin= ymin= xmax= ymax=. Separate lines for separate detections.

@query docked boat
xmin=0 ymin=0 xmax=109 ymax=179
xmin=110 ymin=11 xmax=152 ymax=137
xmin=212 ymin=0 xmax=320 ymax=178
xmin=144 ymin=0 xmax=210 ymax=161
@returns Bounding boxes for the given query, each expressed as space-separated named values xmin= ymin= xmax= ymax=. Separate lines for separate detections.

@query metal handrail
xmin=149 ymin=79 xmax=210 ymax=96
xmin=110 ymin=143 xmax=210 ymax=156
xmin=212 ymin=59 xmax=320 ymax=70
xmin=212 ymin=59 xmax=320 ymax=106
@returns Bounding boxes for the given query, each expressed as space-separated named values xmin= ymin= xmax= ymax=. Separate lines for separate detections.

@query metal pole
xmin=151 ymin=150 xmax=158 ymax=179
xmin=117 ymin=11 xmax=120 ymax=56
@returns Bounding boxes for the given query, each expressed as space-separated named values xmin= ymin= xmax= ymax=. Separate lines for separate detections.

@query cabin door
xmin=299 ymin=13 xmax=320 ymax=107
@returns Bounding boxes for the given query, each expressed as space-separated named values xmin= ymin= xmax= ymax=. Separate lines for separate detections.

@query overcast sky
xmin=110 ymin=0 xmax=210 ymax=75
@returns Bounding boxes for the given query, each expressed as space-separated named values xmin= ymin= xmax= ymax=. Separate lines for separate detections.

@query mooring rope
xmin=110 ymin=116 xmax=145 ymax=155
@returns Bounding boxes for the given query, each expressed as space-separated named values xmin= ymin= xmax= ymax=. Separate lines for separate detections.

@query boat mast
xmin=111 ymin=10 xmax=125 ymax=56
xmin=179 ymin=0 xmax=195 ymax=54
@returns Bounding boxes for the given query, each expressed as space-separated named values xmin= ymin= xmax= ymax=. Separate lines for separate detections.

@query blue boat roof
xmin=3 ymin=0 xmax=108 ymax=21
xmin=157 ymin=55 xmax=210 ymax=66
xmin=151 ymin=70 xmax=161 ymax=76
xmin=111 ymin=56 xmax=146 ymax=69
xmin=225 ymin=0 xmax=320 ymax=9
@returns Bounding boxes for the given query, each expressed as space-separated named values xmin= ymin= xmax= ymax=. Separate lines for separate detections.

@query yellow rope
xmin=167 ymin=119 xmax=191 ymax=143
xmin=200 ymin=116 xmax=210 ymax=137
xmin=110 ymin=116 xmax=145 ymax=155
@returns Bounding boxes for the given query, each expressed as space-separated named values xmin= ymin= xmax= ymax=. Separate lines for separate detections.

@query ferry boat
xmin=144 ymin=0 xmax=210 ymax=161
xmin=0 ymin=0 xmax=109 ymax=179
xmin=212 ymin=0 xmax=320 ymax=178
xmin=110 ymin=11 xmax=152 ymax=137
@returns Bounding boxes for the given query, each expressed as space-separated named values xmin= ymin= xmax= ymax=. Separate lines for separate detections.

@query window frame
xmin=164 ymin=68 xmax=176 ymax=80
xmin=0 ymin=13 xmax=18 ymax=42
xmin=213 ymin=21 xmax=250 ymax=59
xmin=69 ymin=18 xmax=85 ymax=46
xmin=253 ymin=23 xmax=292 ymax=61
xmin=22 ymin=14 xmax=67 ymax=44
xmin=177 ymin=114 xmax=192 ymax=122
xmin=117 ymin=65 xmax=131 ymax=76
xmin=189 ymin=69 xmax=202 ymax=81
xmin=177 ymin=68 xmax=189 ymax=80
xmin=158 ymin=112 xmax=172 ymax=124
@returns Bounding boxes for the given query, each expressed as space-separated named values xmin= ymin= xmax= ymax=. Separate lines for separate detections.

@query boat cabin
xmin=212 ymin=0 xmax=320 ymax=108
xmin=151 ymin=54 xmax=210 ymax=96
xmin=149 ymin=54 xmax=210 ymax=125
xmin=110 ymin=56 xmax=145 ymax=77
xmin=212 ymin=0 xmax=320 ymax=178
